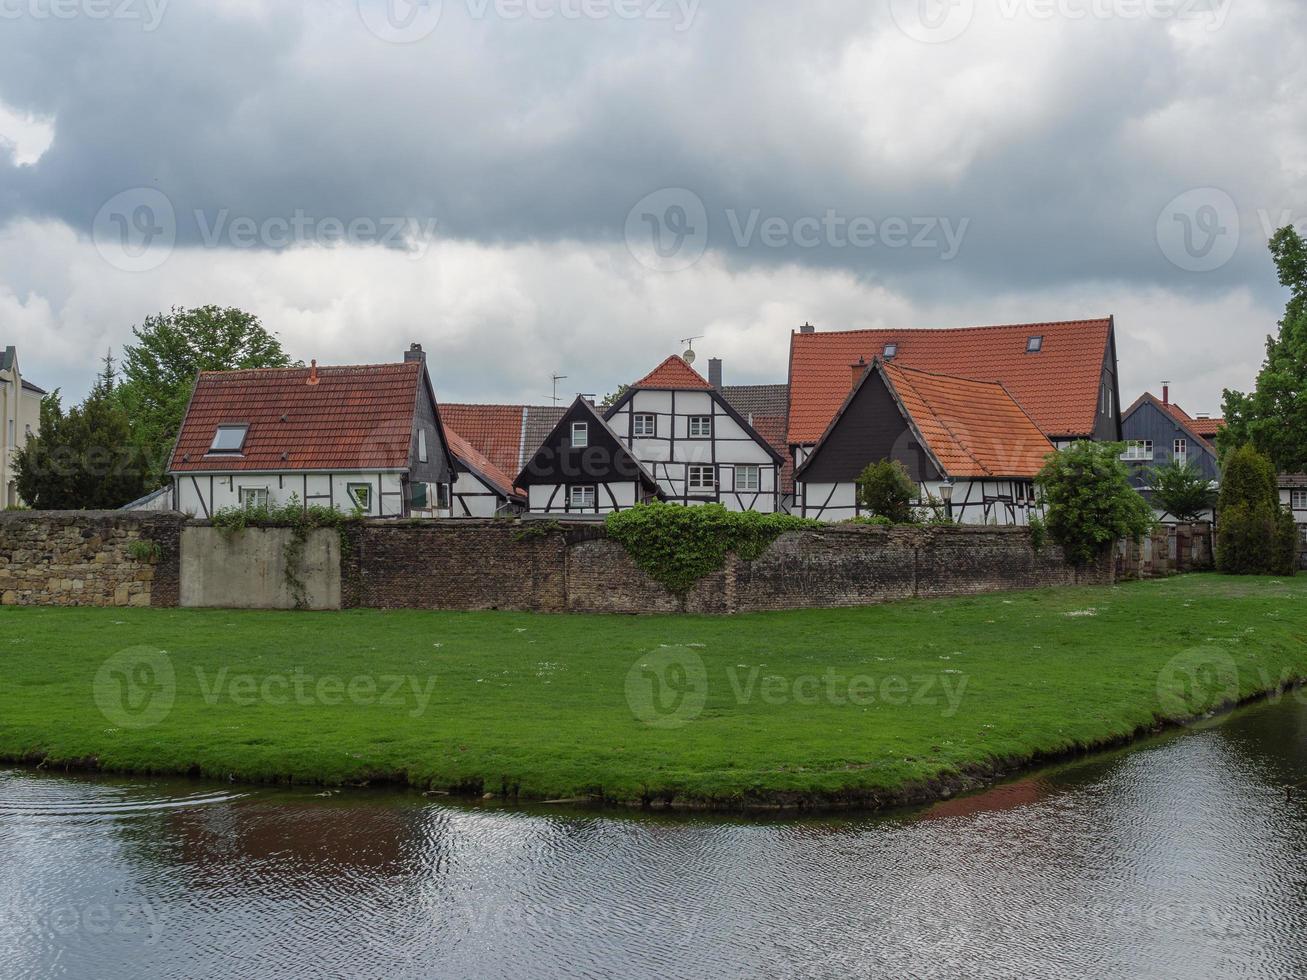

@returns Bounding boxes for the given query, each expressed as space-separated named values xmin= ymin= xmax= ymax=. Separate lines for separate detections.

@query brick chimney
xmin=1162 ymin=381 xmax=1170 ymax=405
xmin=851 ymin=357 xmax=867 ymax=391
xmin=307 ymin=359 xmax=319 ymax=386
xmin=708 ymin=357 xmax=723 ymax=389
xmin=405 ymin=343 xmax=426 ymax=365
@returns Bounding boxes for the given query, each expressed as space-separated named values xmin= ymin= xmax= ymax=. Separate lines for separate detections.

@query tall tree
xmin=114 ymin=306 xmax=294 ymax=482
xmin=1215 ymin=444 xmax=1297 ymax=576
xmin=1219 ymin=226 xmax=1307 ymax=470
xmin=1036 ymin=441 xmax=1154 ymax=565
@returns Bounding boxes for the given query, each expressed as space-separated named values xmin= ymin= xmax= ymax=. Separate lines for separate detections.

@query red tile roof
xmin=438 ymin=404 xmax=525 ymax=480
xmin=749 ymin=413 xmax=795 ymax=493
xmin=882 ymin=361 xmax=1055 ymax=478
xmin=170 ymin=362 xmax=423 ymax=473
xmin=632 ymin=355 xmax=713 ymax=390
xmin=788 ymin=319 xmax=1113 ymax=444
xmin=443 ymin=424 xmax=524 ymax=501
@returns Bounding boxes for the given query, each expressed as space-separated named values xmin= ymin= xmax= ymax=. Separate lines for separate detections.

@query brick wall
xmin=1115 ymin=522 xmax=1214 ymax=581
xmin=0 ymin=511 xmax=185 ymax=607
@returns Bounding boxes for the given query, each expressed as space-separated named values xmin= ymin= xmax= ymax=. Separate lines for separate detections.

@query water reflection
xmin=3 ymin=696 xmax=1307 ymax=979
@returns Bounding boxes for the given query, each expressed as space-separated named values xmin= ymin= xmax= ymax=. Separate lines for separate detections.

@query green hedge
xmin=604 ymin=503 xmax=820 ymax=596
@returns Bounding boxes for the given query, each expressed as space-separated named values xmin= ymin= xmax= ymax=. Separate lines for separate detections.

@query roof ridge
xmin=797 ymin=318 xmax=1112 ymax=338
xmin=883 ymin=361 xmax=1008 ymax=387
xmin=199 ymin=361 xmax=417 ymax=377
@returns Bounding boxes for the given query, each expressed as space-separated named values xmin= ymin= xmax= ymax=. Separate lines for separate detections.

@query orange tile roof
xmin=788 ymin=319 xmax=1113 ymax=444
xmin=882 ymin=361 xmax=1055 ymax=478
xmin=170 ymin=362 xmax=423 ymax=473
xmin=443 ymin=424 xmax=524 ymax=501
xmin=438 ymin=404 xmax=525 ymax=480
xmin=748 ymin=413 xmax=795 ymax=493
xmin=632 ymin=355 xmax=713 ymax=390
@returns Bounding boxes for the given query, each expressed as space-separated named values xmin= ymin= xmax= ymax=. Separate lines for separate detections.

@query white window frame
xmin=569 ymin=485 xmax=596 ymax=510
xmin=735 ymin=464 xmax=761 ymax=492
xmin=688 ymin=465 xmax=716 ymax=494
xmin=418 ymin=428 xmax=428 ymax=464
xmin=209 ymin=424 xmax=249 ymax=454
xmin=633 ymin=414 xmax=657 ymax=438
xmin=239 ymin=487 xmax=269 ymax=511
xmin=571 ymin=422 xmax=589 ymax=448
xmin=347 ymin=483 xmax=373 ymax=513
xmin=688 ymin=416 xmax=712 ymax=439
xmin=1121 ymin=440 xmax=1153 ymax=461
xmin=1173 ymin=438 xmax=1187 ymax=465
xmin=1292 ymin=490 xmax=1307 ymax=510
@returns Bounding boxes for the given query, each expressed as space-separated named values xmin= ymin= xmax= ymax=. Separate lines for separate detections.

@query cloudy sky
xmin=0 ymin=0 xmax=1302 ymax=413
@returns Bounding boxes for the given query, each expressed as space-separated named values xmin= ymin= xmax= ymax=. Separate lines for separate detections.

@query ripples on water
xmin=3 ymin=699 xmax=1307 ymax=979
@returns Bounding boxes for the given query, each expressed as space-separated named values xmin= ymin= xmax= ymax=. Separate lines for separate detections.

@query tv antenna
xmin=550 ymin=373 xmax=568 ymax=406
xmin=680 ymin=335 xmax=704 ymax=365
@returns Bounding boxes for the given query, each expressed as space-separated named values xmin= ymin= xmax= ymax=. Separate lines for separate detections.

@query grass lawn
xmin=1 ymin=574 xmax=1305 ymax=808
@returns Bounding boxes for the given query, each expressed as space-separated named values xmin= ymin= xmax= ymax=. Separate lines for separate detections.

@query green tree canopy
xmin=855 ymin=460 xmax=917 ymax=523
xmin=1215 ymin=444 xmax=1297 ymax=576
xmin=1147 ymin=459 xmax=1215 ymax=522
xmin=114 ymin=306 xmax=294 ymax=482
xmin=1220 ymin=226 xmax=1307 ymax=470
xmin=1036 ymin=441 xmax=1154 ymax=565
xmin=14 ymin=381 xmax=150 ymax=510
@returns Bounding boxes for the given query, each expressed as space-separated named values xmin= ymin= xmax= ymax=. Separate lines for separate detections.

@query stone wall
xmin=1115 ymin=522 xmax=1214 ymax=580
xmin=0 ymin=511 xmax=184 ymax=607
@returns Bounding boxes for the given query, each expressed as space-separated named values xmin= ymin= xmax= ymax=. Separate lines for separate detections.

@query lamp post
xmin=940 ymin=479 xmax=954 ymax=523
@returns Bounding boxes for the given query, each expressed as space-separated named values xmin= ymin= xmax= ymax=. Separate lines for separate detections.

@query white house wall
xmin=798 ymin=477 xmax=1045 ymax=525
xmin=608 ymin=389 xmax=779 ymax=512
xmin=451 ymin=469 xmax=517 ymax=518
xmin=174 ymin=471 xmax=411 ymax=519
xmin=528 ymin=481 xmax=640 ymax=515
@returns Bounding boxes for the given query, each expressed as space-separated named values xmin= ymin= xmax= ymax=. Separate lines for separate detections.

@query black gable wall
xmin=411 ymin=380 xmax=453 ymax=484
xmin=801 ymin=369 xmax=942 ymax=484
xmin=518 ymin=400 xmax=645 ymax=485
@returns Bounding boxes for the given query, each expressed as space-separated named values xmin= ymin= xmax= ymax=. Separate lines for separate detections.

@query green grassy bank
xmin=1 ymin=575 xmax=1305 ymax=809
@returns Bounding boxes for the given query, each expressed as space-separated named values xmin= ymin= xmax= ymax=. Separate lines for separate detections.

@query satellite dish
xmin=683 ymin=348 xmax=697 ymax=364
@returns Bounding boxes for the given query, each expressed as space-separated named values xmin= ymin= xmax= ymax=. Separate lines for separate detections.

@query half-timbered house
xmin=516 ymin=396 xmax=661 ymax=515
xmin=604 ymin=355 xmax=786 ymax=512
xmin=168 ymin=345 xmax=456 ymax=519
xmin=794 ymin=358 xmax=1055 ymax=524
xmin=443 ymin=424 xmax=526 ymax=517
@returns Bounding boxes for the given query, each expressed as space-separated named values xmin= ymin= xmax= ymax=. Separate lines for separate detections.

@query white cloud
xmin=0 ymin=100 xmax=54 ymax=167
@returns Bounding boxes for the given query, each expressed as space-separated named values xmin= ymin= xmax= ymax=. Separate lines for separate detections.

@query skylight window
xmin=1026 ymin=336 xmax=1043 ymax=353
xmin=209 ymin=424 xmax=249 ymax=454
xmin=883 ymin=343 xmax=898 ymax=359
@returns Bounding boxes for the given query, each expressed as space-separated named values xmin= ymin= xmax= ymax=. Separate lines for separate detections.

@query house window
xmin=1121 ymin=440 xmax=1153 ymax=461
xmin=347 ymin=483 xmax=373 ymax=512
xmin=209 ymin=424 xmax=249 ymax=454
xmin=418 ymin=429 xmax=428 ymax=464
xmin=569 ymin=485 xmax=596 ymax=510
xmin=883 ymin=343 xmax=898 ymax=359
xmin=436 ymin=483 xmax=451 ymax=510
xmin=1173 ymin=438 xmax=1187 ymax=465
xmin=688 ymin=465 xmax=716 ymax=494
xmin=239 ymin=487 xmax=269 ymax=511
xmin=1300 ymin=526 xmax=1307 ymax=546
xmin=1292 ymin=490 xmax=1307 ymax=510
xmin=689 ymin=416 xmax=712 ymax=438
xmin=411 ymin=482 xmax=428 ymax=509
xmin=633 ymin=414 xmax=657 ymax=438
xmin=1026 ymin=336 xmax=1043 ymax=353
xmin=1015 ymin=481 xmax=1026 ymax=502
xmin=736 ymin=465 xmax=761 ymax=492
xmin=571 ymin=422 xmax=589 ymax=448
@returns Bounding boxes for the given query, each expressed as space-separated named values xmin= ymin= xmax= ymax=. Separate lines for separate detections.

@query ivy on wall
xmin=604 ymin=503 xmax=820 ymax=597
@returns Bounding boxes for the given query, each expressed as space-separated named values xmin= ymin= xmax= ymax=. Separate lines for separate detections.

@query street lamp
xmin=940 ymin=479 xmax=954 ymax=523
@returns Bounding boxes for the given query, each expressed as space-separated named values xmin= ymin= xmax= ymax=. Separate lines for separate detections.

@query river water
xmin=3 ymin=696 xmax=1307 ymax=979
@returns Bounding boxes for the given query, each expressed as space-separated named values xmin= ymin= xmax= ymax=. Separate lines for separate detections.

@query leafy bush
xmin=855 ymin=460 xmax=917 ymax=523
xmin=1148 ymin=459 xmax=1215 ymax=522
xmin=605 ymin=503 xmax=820 ymax=596
xmin=1216 ymin=445 xmax=1297 ymax=576
xmin=126 ymin=539 xmax=161 ymax=562
xmin=1028 ymin=512 xmax=1047 ymax=552
xmin=1036 ymin=441 xmax=1154 ymax=565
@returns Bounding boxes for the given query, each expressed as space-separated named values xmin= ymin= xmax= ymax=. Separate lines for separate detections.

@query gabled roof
xmin=632 ymin=355 xmax=713 ymax=390
xmin=796 ymin=359 xmax=1055 ymax=481
xmin=440 ymin=404 xmax=567 ymax=479
xmin=1121 ymin=392 xmax=1221 ymax=452
xmin=443 ymin=424 xmax=525 ymax=502
xmin=169 ymin=361 xmax=431 ymax=473
xmin=788 ymin=319 xmax=1114 ymax=444
xmin=517 ymin=396 xmax=661 ymax=491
